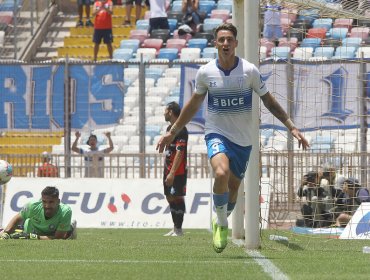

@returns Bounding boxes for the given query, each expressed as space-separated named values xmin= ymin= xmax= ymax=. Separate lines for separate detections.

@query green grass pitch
xmin=1 ymin=229 xmax=370 ymax=279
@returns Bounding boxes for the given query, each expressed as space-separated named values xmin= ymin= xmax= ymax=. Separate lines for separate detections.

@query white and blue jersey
xmin=195 ymin=57 xmax=268 ymax=147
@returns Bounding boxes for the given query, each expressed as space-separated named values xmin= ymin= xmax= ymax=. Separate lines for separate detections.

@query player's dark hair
xmin=166 ymin=102 xmax=181 ymax=117
xmin=86 ymin=134 xmax=97 ymax=145
xmin=214 ymin=23 xmax=237 ymax=39
xmin=41 ymin=186 xmax=59 ymax=198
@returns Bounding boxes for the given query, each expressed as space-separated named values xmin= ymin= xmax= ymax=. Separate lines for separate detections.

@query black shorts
xmin=163 ymin=173 xmax=187 ymax=196
xmin=125 ymin=0 xmax=141 ymax=5
xmin=149 ymin=17 xmax=169 ymax=33
xmin=93 ymin=29 xmax=113 ymax=44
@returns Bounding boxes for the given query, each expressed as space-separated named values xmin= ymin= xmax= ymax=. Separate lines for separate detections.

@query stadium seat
xmin=328 ymin=28 xmax=348 ymax=40
xmin=157 ymin=48 xmax=179 ymax=61
xmin=145 ymin=67 xmax=164 ymax=82
xmin=156 ymin=77 xmax=178 ymax=91
xmin=341 ymin=37 xmax=362 ymax=49
xmin=188 ymin=38 xmax=208 ymax=51
xmin=171 ymin=0 xmax=183 ymax=12
xmin=180 ymin=47 xmax=201 ymax=60
xmin=163 ymin=95 xmax=180 ymax=104
xmin=260 ymin=46 xmax=267 ymax=60
xmin=141 ymin=38 xmax=163 ymax=54
xmin=210 ymin=9 xmax=230 ymax=22
xmin=333 ymin=46 xmax=356 ymax=59
xmin=202 ymin=47 xmax=218 ymax=59
xmin=292 ymin=18 xmax=312 ymax=32
xmin=147 ymin=86 xmax=170 ymax=97
xmin=150 ymin=29 xmax=170 ymax=42
xmin=297 ymin=9 xmax=319 ymax=23
xmin=312 ymin=18 xmax=333 ymax=31
xmin=199 ymin=0 xmax=216 ymax=16
xmin=301 ymin=38 xmax=321 ymax=49
xmin=333 ymin=18 xmax=353 ymax=31
xmin=349 ymin=27 xmax=370 ymax=41
xmin=136 ymin=19 xmax=150 ymax=31
xmin=146 ymin=124 xmax=163 ymax=139
xmin=307 ymin=27 xmax=327 ymax=39
xmin=136 ymin=48 xmax=157 ymax=60
xmin=168 ymin=18 xmax=178 ymax=33
xmin=292 ymin=47 xmax=313 ymax=60
xmin=193 ymin=32 xmax=214 ymax=45
xmin=216 ymin=0 xmax=232 ymax=13
xmin=120 ymin=39 xmax=141 ymax=52
xmin=166 ymin=38 xmax=187 ymax=52
xmin=260 ymin=38 xmax=275 ymax=56
xmin=167 ymin=10 xmax=183 ymax=22
xmin=113 ymin=49 xmax=134 ymax=61
xmin=164 ymin=68 xmax=181 ymax=79
xmin=203 ymin=18 xmax=223 ymax=33
xmin=278 ymin=37 xmax=298 ymax=51
xmin=146 ymin=96 xmax=163 ymax=107
xmin=287 ymin=29 xmax=304 ymax=42
xmin=313 ymin=46 xmax=334 ymax=58
xmin=356 ymin=46 xmax=370 ymax=58
xmin=271 ymin=46 xmax=291 ymax=60
xmin=129 ymin=30 xmax=149 ymax=45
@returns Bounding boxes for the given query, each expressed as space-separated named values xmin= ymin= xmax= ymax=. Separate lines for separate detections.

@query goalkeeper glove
xmin=10 ymin=231 xmax=39 ymax=240
xmin=0 ymin=231 xmax=11 ymax=240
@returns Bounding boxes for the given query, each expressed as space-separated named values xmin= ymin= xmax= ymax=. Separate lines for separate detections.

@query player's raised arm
xmin=260 ymin=92 xmax=309 ymax=150
xmin=156 ymin=93 xmax=206 ymax=153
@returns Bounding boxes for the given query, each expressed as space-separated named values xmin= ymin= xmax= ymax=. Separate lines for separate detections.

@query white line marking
xmin=232 ymin=239 xmax=289 ymax=280
xmin=0 ymin=259 xmax=254 ymax=264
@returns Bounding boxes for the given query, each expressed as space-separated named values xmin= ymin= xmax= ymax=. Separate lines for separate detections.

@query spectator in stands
xmin=77 ymin=0 xmax=93 ymax=27
xmin=162 ymin=102 xmax=188 ymax=237
xmin=181 ymin=0 xmax=201 ymax=32
xmin=123 ymin=0 xmax=143 ymax=26
xmin=148 ymin=0 xmax=169 ymax=33
xmin=0 ymin=186 xmax=76 ymax=240
xmin=332 ymin=177 xmax=370 ymax=227
xmin=296 ymin=171 xmax=330 ymax=228
xmin=262 ymin=1 xmax=283 ymax=43
xmin=92 ymin=0 xmax=114 ymax=61
xmin=156 ymin=23 xmax=309 ymax=253
xmin=37 ymin=151 xmax=59 ymax=178
xmin=72 ymin=131 xmax=114 ymax=178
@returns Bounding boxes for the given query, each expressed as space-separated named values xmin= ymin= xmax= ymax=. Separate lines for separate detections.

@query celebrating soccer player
xmin=157 ymin=23 xmax=309 ymax=253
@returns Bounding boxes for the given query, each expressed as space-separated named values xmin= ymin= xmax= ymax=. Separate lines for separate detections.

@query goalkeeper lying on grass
xmin=0 ymin=186 xmax=76 ymax=240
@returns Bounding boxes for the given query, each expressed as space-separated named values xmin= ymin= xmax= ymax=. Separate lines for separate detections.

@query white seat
xmin=132 ymin=78 xmax=155 ymax=88
xmin=180 ymin=47 xmax=201 ymax=60
xmin=156 ymin=77 xmax=178 ymax=91
xmin=129 ymin=105 xmax=154 ymax=117
xmin=136 ymin=48 xmax=157 ymax=60
xmin=124 ymin=68 xmax=139 ymax=83
xmin=114 ymin=124 xmax=138 ymax=137
xmin=356 ymin=47 xmax=370 ymax=58
xmin=128 ymin=135 xmax=152 ymax=145
xmin=146 ymin=115 xmax=166 ymax=125
xmin=164 ymin=68 xmax=181 ymax=79
xmin=121 ymin=116 xmax=139 ymax=125
xmin=52 ymin=145 xmax=65 ymax=154
xmin=153 ymin=105 xmax=167 ymax=116
xmin=146 ymin=96 xmax=163 ymax=107
xmin=124 ymin=95 xmax=139 ymax=109
xmin=147 ymin=86 xmax=170 ymax=97
xmin=293 ymin=47 xmax=313 ymax=60
xmin=120 ymin=144 xmax=140 ymax=153
xmin=260 ymin=46 xmax=267 ymax=60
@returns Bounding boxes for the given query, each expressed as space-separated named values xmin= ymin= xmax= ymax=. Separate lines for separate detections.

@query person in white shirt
xmin=157 ymin=23 xmax=309 ymax=253
xmin=148 ymin=0 xmax=169 ymax=33
xmin=72 ymin=131 xmax=114 ymax=178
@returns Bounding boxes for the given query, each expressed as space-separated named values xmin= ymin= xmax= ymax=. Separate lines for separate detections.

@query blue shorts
xmin=93 ymin=29 xmax=113 ymax=44
xmin=263 ymin=25 xmax=283 ymax=40
xmin=205 ymin=133 xmax=252 ymax=179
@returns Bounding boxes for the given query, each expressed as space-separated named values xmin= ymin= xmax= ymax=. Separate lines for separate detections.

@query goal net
xmin=258 ymin=0 xmax=370 ymax=243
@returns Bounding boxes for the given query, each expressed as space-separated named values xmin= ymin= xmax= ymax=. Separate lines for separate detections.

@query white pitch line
xmin=0 ymin=259 xmax=254 ymax=265
xmin=233 ymin=239 xmax=289 ymax=280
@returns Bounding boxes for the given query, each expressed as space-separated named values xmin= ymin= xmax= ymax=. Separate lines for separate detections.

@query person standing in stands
xmin=148 ymin=0 xmax=169 ymax=33
xmin=123 ymin=0 xmax=143 ymax=26
xmin=76 ymin=0 xmax=94 ymax=27
xmin=263 ymin=1 xmax=283 ymax=43
xmin=92 ymin=0 xmax=114 ymax=61
xmin=37 ymin=151 xmax=59 ymax=177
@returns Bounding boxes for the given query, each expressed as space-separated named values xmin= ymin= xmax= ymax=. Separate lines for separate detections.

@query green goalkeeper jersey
xmin=20 ymin=200 xmax=72 ymax=236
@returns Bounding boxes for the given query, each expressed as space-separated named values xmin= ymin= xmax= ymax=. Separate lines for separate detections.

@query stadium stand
xmin=157 ymin=48 xmax=178 ymax=61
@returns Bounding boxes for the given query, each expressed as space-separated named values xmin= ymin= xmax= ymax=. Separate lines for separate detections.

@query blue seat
xmin=203 ymin=18 xmax=223 ymax=33
xmin=297 ymin=8 xmax=319 ymax=23
xmin=271 ymin=46 xmax=291 ymax=60
xmin=328 ymin=28 xmax=348 ymax=40
xmin=301 ymin=38 xmax=321 ymax=49
xmin=146 ymin=124 xmax=162 ymax=139
xmin=171 ymin=0 xmax=183 ymax=12
xmin=341 ymin=37 xmax=362 ymax=49
xmin=312 ymin=18 xmax=333 ymax=31
xmin=157 ymin=48 xmax=179 ymax=61
xmin=216 ymin=0 xmax=232 ymax=13
xmin=199 ymin=0 xmax=216 ymax=16
xmin=313 ymin=47 xmax=334 ymax=58
xmin=202 ymin=47 xmax=218 ymax=58
xmin=113 ymin=49 xmax=134 ymax=60
xmin=164 ymin=95 xmax=180 ymax=104
xmin=188 ymin=38 xmax=208 ymax=51
xmin=119 ymin=39 xmax=140 ymax=53
xmin=170 ymin=87 xmax=180 ymax=96
xmin=145 ymin=68 xmax=164 ymax=81
xmin=333 ymin=46 xmax=356 ymax=58
xmin=136 ymin=19 xmax=150 ymax=31
xmin=168 ymin=18 xmax=178 ymax=33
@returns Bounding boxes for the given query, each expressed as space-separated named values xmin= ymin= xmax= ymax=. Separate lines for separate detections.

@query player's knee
xmin=214 ymin=167 xmax=229 ymax=181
